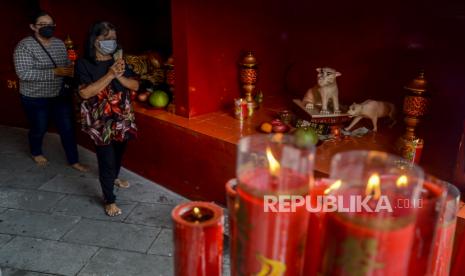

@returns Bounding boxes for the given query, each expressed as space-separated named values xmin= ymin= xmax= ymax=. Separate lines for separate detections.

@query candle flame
xmin=324 ymin=180 xmax=342 ymax=195
xmin=365 ymin=173 xmax=381 ymax=200
xmin=193 ymin=207 xmax=202 ymax=219
xmin=266 ymin=147 xmax=280 ymax=176
xmin=396 ymin=175 xmax=408 ymax=188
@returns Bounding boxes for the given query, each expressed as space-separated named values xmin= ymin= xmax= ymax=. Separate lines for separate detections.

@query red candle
xmin=303 ymin=178 xmax=332 ymax=276
xmin=302 ymin=179 xmax=340 ymax=276
xmin=429 ymin=183 xmax=460 ymax=276
xmin=320 ymin=151 xmax=424 ymax=276
xmin=171 ymin=201 xmax=224 ymax=276
xmin=320 ymin=186 xmax=417 ymax=275
xmin=451 ymin=225 xmax=465 ymax=276
xmin=225 ymin=179 xmax=238 ymax=276
xmin=408 ymin=180 xmax=446 ymax=275
xmin=233 ymin=134 xmax=315 ymax=275
xmin=235 ymin=168 xmax=310 ymax=275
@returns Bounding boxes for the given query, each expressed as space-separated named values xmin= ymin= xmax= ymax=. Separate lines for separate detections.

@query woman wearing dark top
xmin=76 ymin=22 xmax=138 ymax=216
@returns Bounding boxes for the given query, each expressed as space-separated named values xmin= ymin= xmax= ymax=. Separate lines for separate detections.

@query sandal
xmin=32 ymin=155 xmax=48 ymax=166
xmin=71 ymin=163 xmax=89 ymax=172
xmin=104 ymin=203 xmax=122 ymax=217
xmin=114 ymin=178 xmax=130 ymax=188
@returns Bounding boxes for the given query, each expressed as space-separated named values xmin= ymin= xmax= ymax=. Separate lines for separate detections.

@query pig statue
xmin=345 ymin=100 xmax=396 ymax=132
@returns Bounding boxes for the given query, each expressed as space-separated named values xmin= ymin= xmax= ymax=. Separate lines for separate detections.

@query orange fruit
xmin=260 ymin=122 xmax=273 ymax=133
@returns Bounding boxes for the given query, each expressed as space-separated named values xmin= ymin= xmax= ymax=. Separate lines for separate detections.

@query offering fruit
xmin=271 ymin=118 xmax=283 ymax=126
xmin=272 ymin=123 xmax=289 ymax=133
xmin=294 ymin=127 xmax=319 ymax=148
xmin=137 ymin=91 xmax=150 ymax=102
xmin=260 ymin=122 xmax=273 ymax=133
xmin=149 ymin=90 xmax=169 ymax=108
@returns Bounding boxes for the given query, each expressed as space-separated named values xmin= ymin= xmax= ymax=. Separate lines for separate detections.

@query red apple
xmin=271 ymin=118 xmax=283 ymax=126
xmin=138 ymin=92 xmax=150 ymax=102
xmin=272 ymin=123 xmax=289 ymax=133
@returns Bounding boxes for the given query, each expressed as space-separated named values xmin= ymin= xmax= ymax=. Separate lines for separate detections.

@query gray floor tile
xmin=0 ymin=236 xmax=98 ymax=276
xmin=0 ymin=234 xmax=12 ymax=248
xmin=0 ymin=188 xmax=65 ymax=211
xmin=0 ymin=153 xmax=35 ymax=172
xmin=117 ymin=177 xmax=184 ymax=205
xmin=148 ymin=228 xmax=173 ymax=256
xmin=0 ymin=140 xmax=26 ymax=154
xmin=51 ymin=195 xmax=137 ymax=222
xmin=124 ymin=203 xmax=174 ymax=228
xmin=78 ymin=248 xmax=173 ymax=276
xmin=0 ymin=209 xmax=80 ymax=240
xmin=0 ymin=171 xmax=11 ymax=186
xmin=44 ymin=162 xmax=98 ymax=179
xmin=0 ymin=133 xmax=28 ymax=155
xmin=0 ymin=141 xmax=27 ymax=156
xmin=0 ymin=267 xmax=55 ymax=276
xmin=62 ymin=219 xmax=160 ymax=253
xmin=39 ymin=174 xmax=101 ymax=197
xmin=0 ymin=167 xmax=58 ymax=190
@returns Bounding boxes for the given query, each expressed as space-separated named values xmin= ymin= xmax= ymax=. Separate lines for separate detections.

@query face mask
xmin=38 ymin=26 xmax=55 ymax=38
xmin=98 ymin=40 xmax=117 ymax=55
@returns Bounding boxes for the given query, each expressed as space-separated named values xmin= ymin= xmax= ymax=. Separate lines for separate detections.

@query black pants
xmin=20 ymin=95 xmax=79 ymax=164
xmin=95 ymin=141 xmax=127 ymax=204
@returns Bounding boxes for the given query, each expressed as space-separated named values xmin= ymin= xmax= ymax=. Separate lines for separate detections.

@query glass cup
xmin=320 ymin=150 xmax=424 ymax=276
xmin=233 ymin=134 xmax=315 ymax=275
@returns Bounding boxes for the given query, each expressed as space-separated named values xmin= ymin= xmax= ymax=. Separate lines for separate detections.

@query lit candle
xmin=320 ymin=151 xmax=424 ymax=275
xmin=233 ymin=134 xmax=315 ymax=275
xmin=171 ymin=201 xmax=224 ymax=276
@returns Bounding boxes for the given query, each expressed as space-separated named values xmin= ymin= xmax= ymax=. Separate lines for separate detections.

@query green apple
xmin=149 ymin=90 xmax=169 ymax=108
xmin=294 ymin=127 xmax=318 ymax=148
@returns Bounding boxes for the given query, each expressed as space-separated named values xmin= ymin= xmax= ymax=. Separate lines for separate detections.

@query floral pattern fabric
xmin=80 ymin=84 xmax=137 ymax=145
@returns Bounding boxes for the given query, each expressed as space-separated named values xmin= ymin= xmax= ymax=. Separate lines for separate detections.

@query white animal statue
xmin=345 ymin=100 xmax=396 ymax=132
xmin=302 ymin=67 xmax=341 ymax=114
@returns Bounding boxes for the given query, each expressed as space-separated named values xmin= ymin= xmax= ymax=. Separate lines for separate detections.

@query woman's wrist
xmin=106 ymin=71 xmax=116 ymax=80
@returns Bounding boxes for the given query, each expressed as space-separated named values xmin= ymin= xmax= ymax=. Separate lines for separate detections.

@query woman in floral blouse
xmin=76 ymin=21 xmax=138 ymax=216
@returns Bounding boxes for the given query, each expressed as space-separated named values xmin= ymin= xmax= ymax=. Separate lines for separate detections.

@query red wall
xmin=172 ymin=0 xmax=290 ymax=117
xmin=123 ymin=113 xmax=236 ymax=203
xmin=172 ymin=0 xmax=465 ymax=181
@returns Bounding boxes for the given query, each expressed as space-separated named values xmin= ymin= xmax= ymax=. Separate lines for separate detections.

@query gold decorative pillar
xmin=402 ymin=71 xmax=430 ymax=139
xmin=239 ymin=51 xmax=258 ymax=107
xmin=397 ymin=70 xmax=430 ymax=163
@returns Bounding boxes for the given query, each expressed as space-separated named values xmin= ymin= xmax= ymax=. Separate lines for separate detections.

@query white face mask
xmin=98 ymin=39 xmax=117 ymax=55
